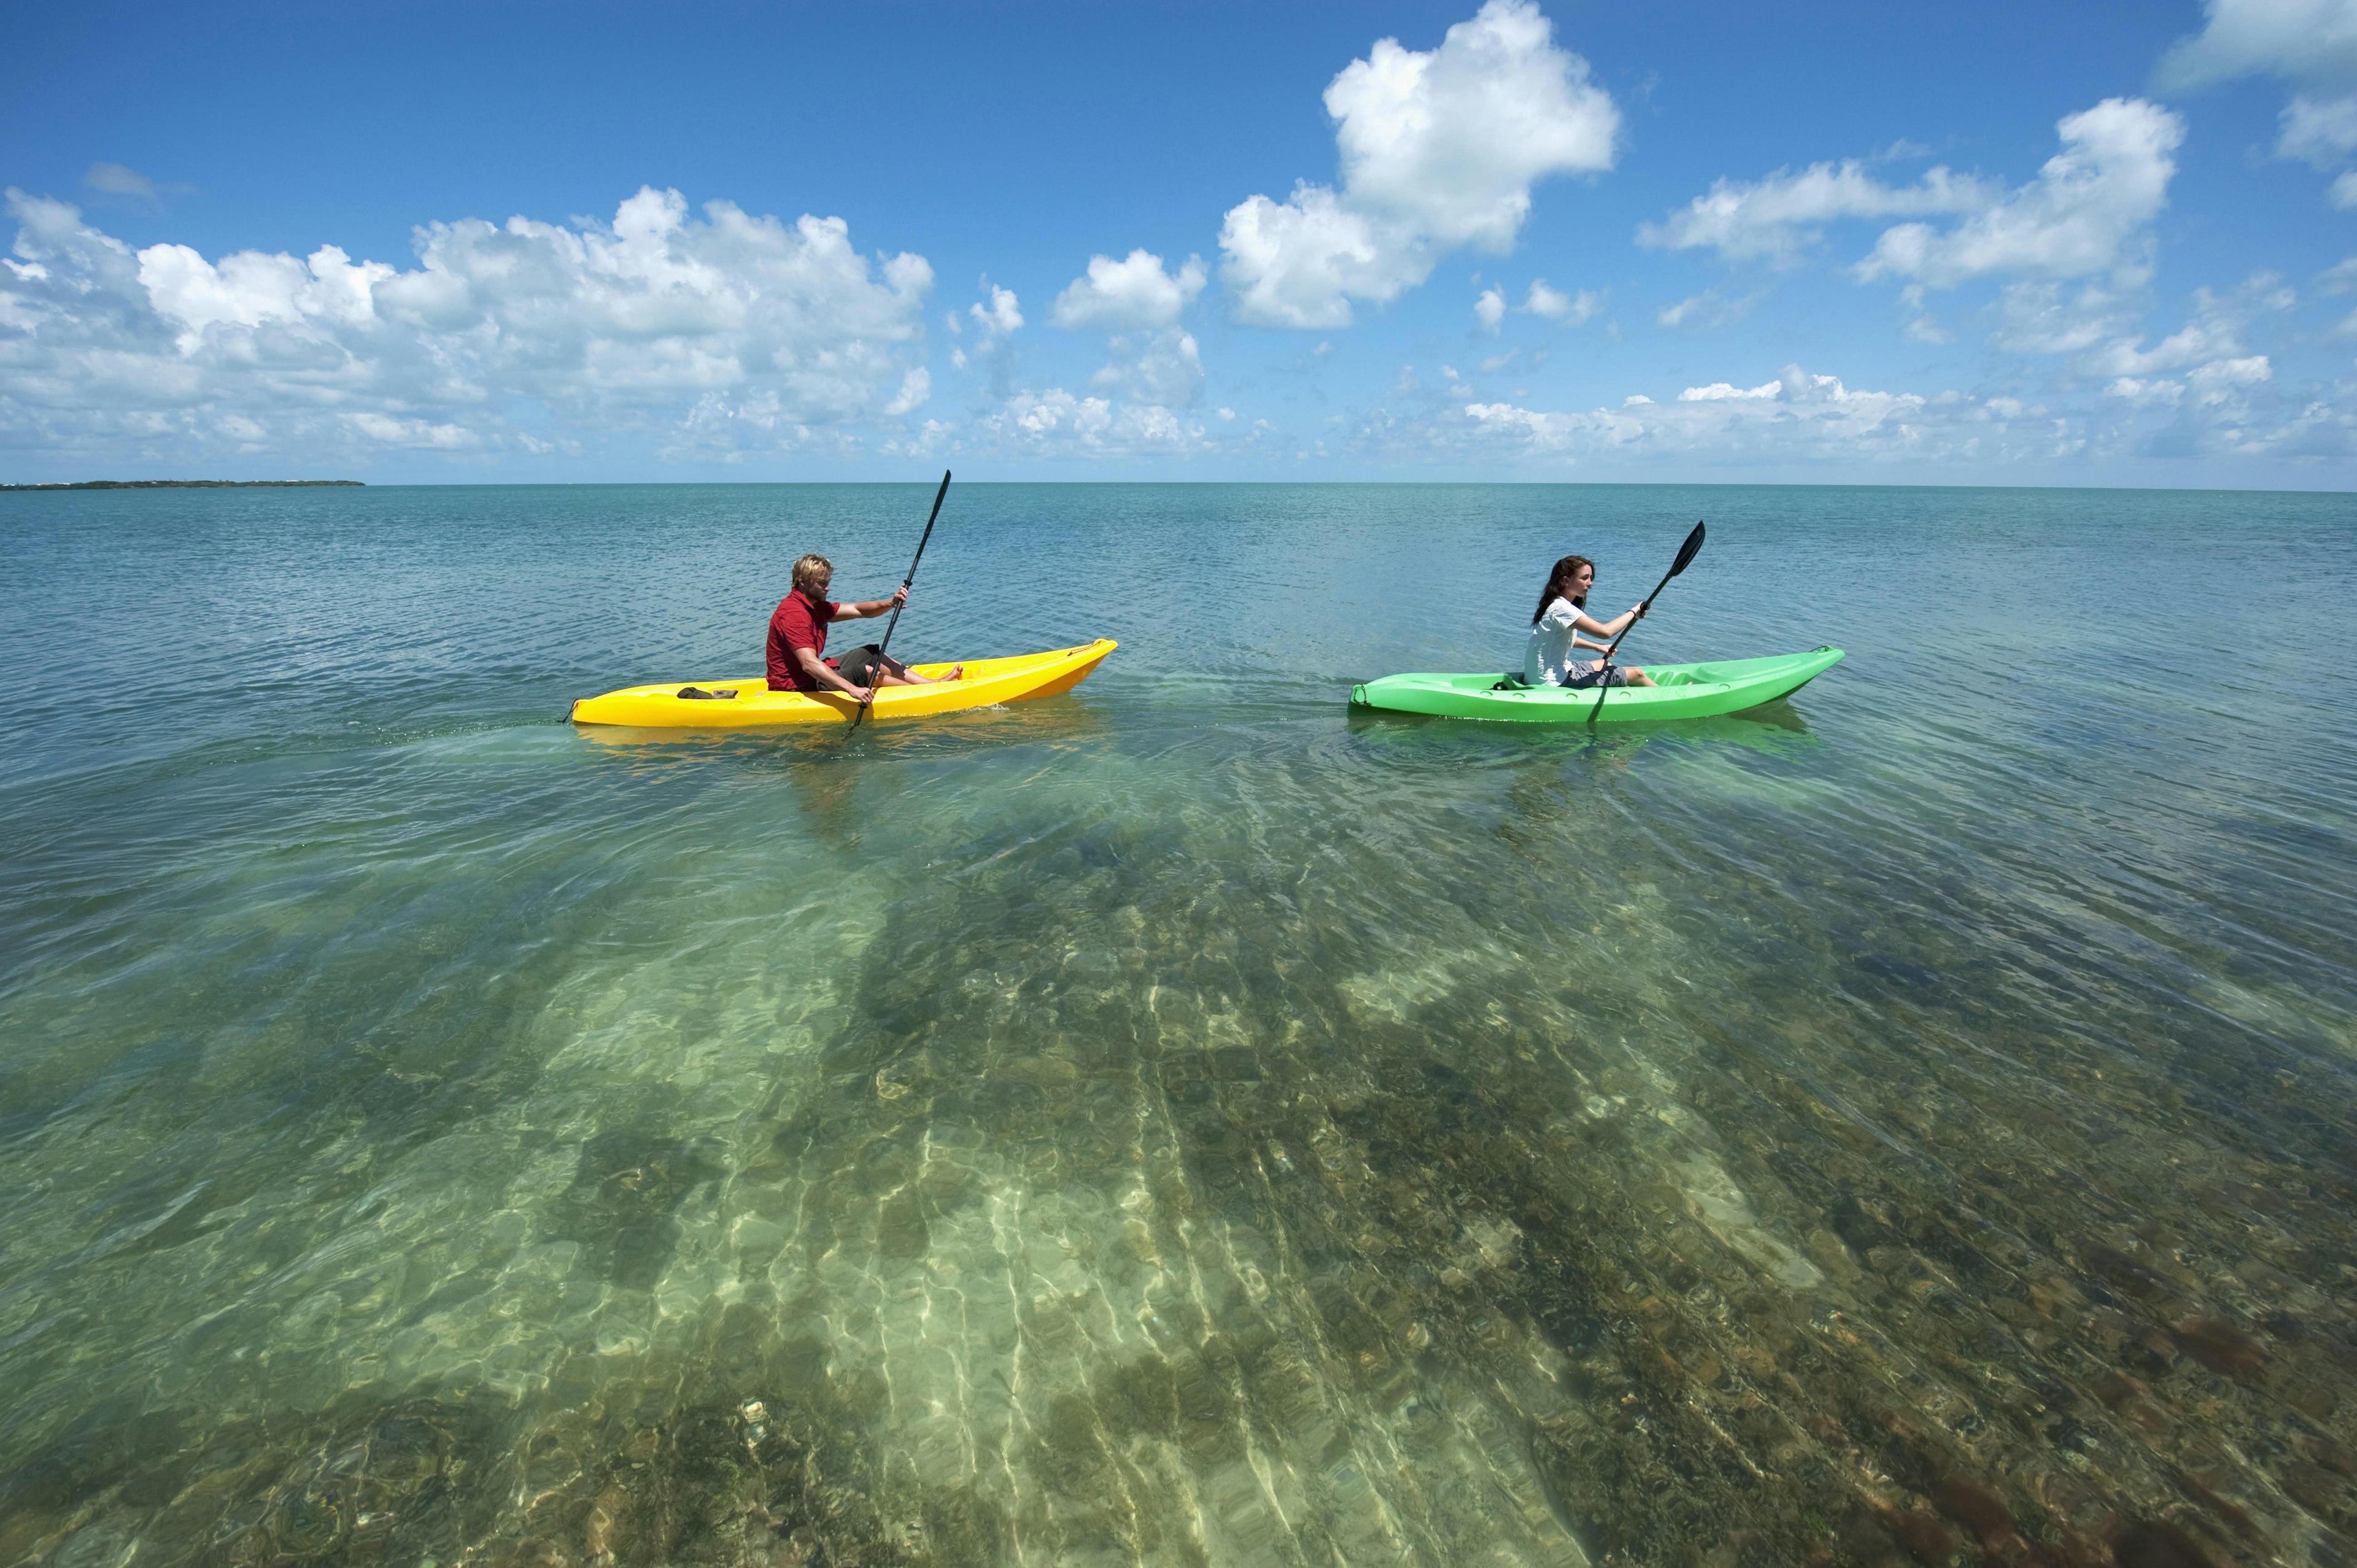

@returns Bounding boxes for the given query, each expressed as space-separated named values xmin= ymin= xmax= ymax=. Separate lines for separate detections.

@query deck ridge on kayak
xmin=571 ymin=638 xmax=1117 ymax=728
xmin=1350 ymin=646 xmax=1843 ymax=722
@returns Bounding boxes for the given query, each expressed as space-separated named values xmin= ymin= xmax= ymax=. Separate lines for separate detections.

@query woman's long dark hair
xmin=1531 ymin=555 xmax=1594 ymax=624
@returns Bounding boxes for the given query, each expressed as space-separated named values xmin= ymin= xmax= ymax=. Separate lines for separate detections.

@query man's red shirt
xmin=767 ymin=589 xmax=841 ymax=690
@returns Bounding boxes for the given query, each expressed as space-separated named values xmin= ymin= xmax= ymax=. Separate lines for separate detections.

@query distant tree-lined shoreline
xmin=1 ymin=479 xmax=365 ymax=491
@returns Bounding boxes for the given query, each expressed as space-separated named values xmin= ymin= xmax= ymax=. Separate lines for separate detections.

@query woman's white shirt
xmin=1524 ymin=597 xmax=1589 ymax=686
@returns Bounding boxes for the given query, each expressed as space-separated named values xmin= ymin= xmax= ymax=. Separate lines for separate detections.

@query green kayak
xmin=1350 ymin=647 xmax=1844 ymax=722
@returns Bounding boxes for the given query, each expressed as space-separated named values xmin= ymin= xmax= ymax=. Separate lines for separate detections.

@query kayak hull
xmin=570 ymin=638 xmax=1117 ymax=728
xmin=1350 ymin=647 xmax=1843 ymax=722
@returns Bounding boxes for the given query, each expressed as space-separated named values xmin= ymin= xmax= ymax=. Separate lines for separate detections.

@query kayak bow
xmin=570 ymin=638 xmax=1117 ymax=728
xmin=1350 ymin=647 xmax=1843 ymax=722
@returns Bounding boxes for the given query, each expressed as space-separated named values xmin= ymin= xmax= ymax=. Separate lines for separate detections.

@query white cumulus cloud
xmin=83 ymin=162 xmax=161 ymax=200
xmin=1647 ymin=99 xmax=2183 ymax=309
xmin=2084 ymin=276 xmax=2288 ymax=377
xmin=1657 ymin=288 xmax=1766 ymax=330
xmin=1051 ymin=250 xmax=1206 ymax=330
xmin=881 ymin=366 xmax=932 ymax=416
xmin=1993 ymin=270 xmax=2292 ymax=401
xmin=2156 ymin=0 xmax=2357 ymax=201
xmin=2284 ymin=93 xmax=2357 ymax=203
xmin=1523 ymin=279 xmax=1599 ymax=323
xmin=1219 ymin=0 xmax=1618 ymax=328
xmin=2280 ymin=91 xmax=2357 ymax=166
xmin=0 ymin=186 xmax=936 ymax=468
xmin=2156 ymin=0 xmax=2357 ymax=89
xmin=969 ymin=282 xmax=1023 ymax=342
xmin=2107 ymin=375 xmax=2186 ymax=407
xmin=1090 ymin=329 xmax=1206 ymax=407
xmin=1989 ymin=276 xmax=2147 ymax=357
xmin=138 ymin=239 xmax=392 ymax=350
xmin=976 ymin=387 xmax=1207 ymax=457
xmin=1857 ymin=99 xmax=2182 ymax=288
xmin=1045 ymin=253 xmax=1212 ymax=414
xmin=1640 ymin=161 xmax=2000 ymax=265
xmin=1456 ymin=366 xmax=2021 ymax=466
xmin=1425 ymin=344 xmax=2336 ymax=469
xmin=1474 ymin=277 xmax=1595 ymax=330
xmin=1676 ymin=377 xmax=1784 ymax=401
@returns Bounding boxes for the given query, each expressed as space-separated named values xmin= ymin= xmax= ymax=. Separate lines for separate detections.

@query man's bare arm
xmin=794 ymin=645 xmax=868 ymax=696
xmin=828 ymin=585 xmax=908 ymax=622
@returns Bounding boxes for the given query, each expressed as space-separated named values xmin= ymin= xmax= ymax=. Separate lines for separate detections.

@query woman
xmin=1524 ymin=555 xmax=1658 ymax=689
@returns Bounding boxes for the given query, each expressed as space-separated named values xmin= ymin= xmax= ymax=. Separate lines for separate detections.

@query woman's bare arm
xmin=1574 ymin=603 xmax=1646 ymax=639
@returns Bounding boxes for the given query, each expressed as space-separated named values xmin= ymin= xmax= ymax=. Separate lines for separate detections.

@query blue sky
xmin=4 ymin=0 xmax=2353 ymax=485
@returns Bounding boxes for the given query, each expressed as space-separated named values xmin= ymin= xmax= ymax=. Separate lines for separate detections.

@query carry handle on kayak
xmin=1590 ymin=520 xmax=1704 ymax=724
xmin=851 ymin=469 xmax=951 ymax=730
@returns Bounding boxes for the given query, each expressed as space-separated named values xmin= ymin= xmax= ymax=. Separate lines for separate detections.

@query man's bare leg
xmin=872 ymin=655 xmax=964 ymax=686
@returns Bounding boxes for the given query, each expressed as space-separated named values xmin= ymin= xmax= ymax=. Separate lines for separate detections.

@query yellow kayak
xmin=568 ymin=638 xmax=1117 ymax=728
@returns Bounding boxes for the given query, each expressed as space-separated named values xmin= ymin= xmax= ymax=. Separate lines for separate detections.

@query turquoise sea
xmin=1 ymin=483 xmax=2353 ymax=1568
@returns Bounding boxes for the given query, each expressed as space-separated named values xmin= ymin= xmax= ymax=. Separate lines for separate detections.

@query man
xmin=766 ymin=553 xmax=963 ymax=697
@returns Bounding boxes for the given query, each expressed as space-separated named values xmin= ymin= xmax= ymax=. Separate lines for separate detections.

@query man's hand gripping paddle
xmin=851 ymin=469 xmax=951 ymax=731
xmin=1589 ymin=520 xmax=1705 ymax=724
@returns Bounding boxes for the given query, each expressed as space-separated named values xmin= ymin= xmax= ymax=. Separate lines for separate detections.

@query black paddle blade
xmin=1668 ymin=520 xmax=1706 ymax=577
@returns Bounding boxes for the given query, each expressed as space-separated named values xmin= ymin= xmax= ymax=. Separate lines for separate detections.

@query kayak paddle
xmin=851 ymin=469 xmax=951 ymax=730
xmin=1590 ymin=520 xmax=1705 ymax=724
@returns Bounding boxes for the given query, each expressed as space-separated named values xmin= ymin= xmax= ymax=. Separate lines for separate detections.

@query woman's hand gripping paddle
xmin=1590 ymin=520 xmax=1705 ymax=724
xmin=851 ymin=469 xmax=951 ymax=731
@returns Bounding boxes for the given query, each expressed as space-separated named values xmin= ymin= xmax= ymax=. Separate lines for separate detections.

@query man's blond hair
xmin=791 ymin=553 xmax=832 ymax=592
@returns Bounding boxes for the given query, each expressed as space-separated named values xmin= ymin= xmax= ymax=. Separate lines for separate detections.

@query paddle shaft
xmin=1590 ymin=520 xmax=1705 ymax=723
xmin=851 ymin=470 xmax=951 ymax=728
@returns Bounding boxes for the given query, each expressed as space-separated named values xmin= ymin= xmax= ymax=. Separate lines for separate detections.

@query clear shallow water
xmin=0 ymin=482 xmax=2352 ymax=1568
